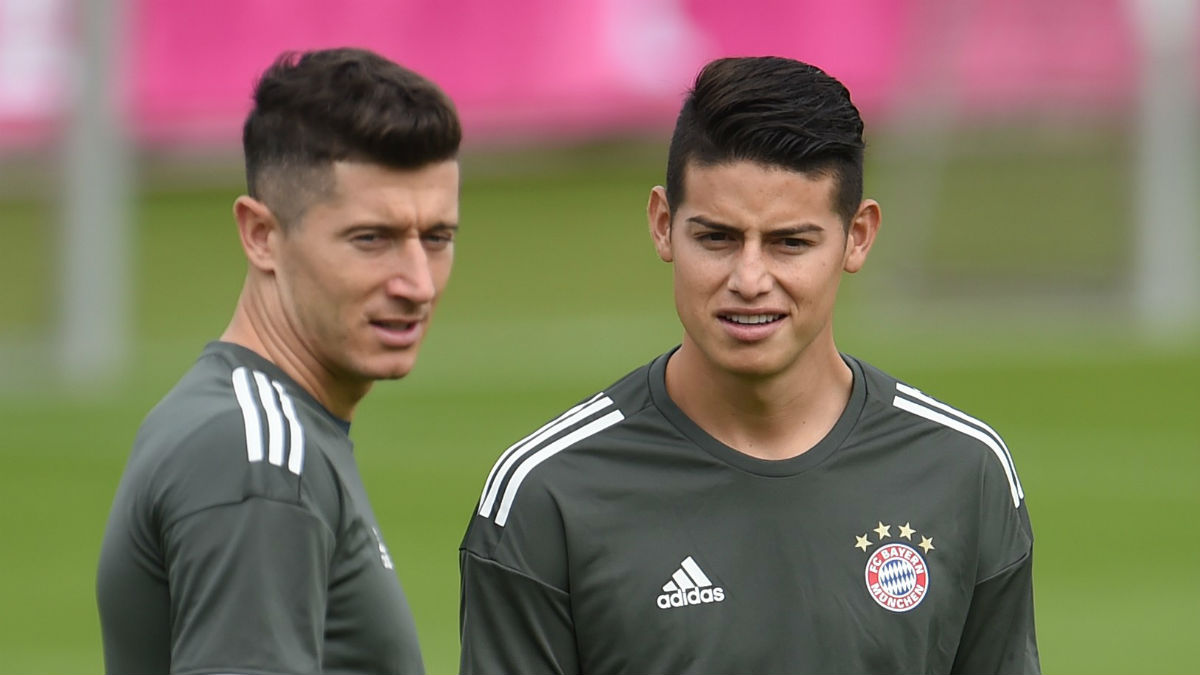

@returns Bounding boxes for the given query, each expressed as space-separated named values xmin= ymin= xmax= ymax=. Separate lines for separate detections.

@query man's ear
xmin=647 ymin=186 xmax=674 ymax=263
xmin=233 ymin=196 xmax=281 ymax=273
xmin=843 ymin=198 xmax=881 ymax=274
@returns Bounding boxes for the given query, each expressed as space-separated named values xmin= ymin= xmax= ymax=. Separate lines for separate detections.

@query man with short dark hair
xmin=97 ymin=47 xmax=462 ymax=674
xmin=459 ymin=56 xmax=1039 ymax=674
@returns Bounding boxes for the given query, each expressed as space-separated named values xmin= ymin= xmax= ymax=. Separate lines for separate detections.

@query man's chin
xmin=362 ymin=356 xmax=418 ymax=382
xmin=342 ymin=346 xmax=423 ymax=383
xmin=362 ymin=366 xmax=414 ymax=382
xmin=706 ymin=348 xmax=793 ymax=380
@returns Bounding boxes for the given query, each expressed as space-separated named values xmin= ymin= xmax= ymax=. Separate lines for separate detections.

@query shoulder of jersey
xmin=859 ymin=358 xmax=1026 ymax=509
xmin=472 ymin=364 xmax=653 ymax=529
xmin=135 ymin=360 xmax=335 ymax=511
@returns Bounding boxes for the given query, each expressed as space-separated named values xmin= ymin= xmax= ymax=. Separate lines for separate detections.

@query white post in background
xmin=59 ymin=0 xmax=131 ymax=386
xmin=1130 ymin=0 xmax=1200 ymax=337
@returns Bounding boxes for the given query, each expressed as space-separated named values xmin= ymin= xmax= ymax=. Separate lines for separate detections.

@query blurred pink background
xmin=0 ymin=0 xmax=1177 ymax=148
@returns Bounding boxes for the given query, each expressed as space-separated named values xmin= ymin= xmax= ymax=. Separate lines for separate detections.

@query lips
xmin=718 ymin=313 xmax=785 ymax=325
xmin=716 ymin=311 xmax=786 ymax=342
xmin=369 ymin=318 xmax=425 ymax=348
xmin=371 ymin=319 xmax=418 ymax=331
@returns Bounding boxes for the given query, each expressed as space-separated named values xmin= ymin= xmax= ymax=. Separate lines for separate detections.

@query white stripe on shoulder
xmin=252 ymin=371 xmax=286 ymax=468
xmin=896 ymin=383 xmax=1023 ymax=499
xmin=272 ymin=382 xmax=305 ymax=475
xmin=231 ymin=367 xmax=263 ymax=463
xmin=478 ymin=393 xmax=608 ymax=518
xmin=495 ymin=408 xmax=625 ymax=527
xmin=892 ymin=392 xmax=1022 ymax=508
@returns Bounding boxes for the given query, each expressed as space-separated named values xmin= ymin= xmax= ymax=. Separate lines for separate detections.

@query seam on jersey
xmin=461 ymin=548 xmax=570 ymax=597
xmin=976 ymin=546 xmax=1032 ymax=586
xmin=163 ymin=494 xmax=337 ymax=539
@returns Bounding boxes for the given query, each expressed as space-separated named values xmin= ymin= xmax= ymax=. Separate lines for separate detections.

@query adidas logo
xmin=655 ymin=556 xmax=726 ymax=609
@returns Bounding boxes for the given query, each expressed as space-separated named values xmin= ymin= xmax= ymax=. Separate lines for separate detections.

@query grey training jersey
xmin=97 ymin=341 xmax=423 ymax=675
xmin=460 ymin=349 xmax=1039 ymax=675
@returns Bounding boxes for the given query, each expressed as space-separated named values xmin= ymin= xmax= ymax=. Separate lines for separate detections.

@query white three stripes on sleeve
xmin=478 ymin=393 xmax=606 ymax=518
xmin=478 ymin=393 xmax=625 ymax=527
xmin=231 ymin=367 xmax=306 ymax=475
xmin=892 ymin=382 xmax=1023 ymax=508
xmin=495 ymin=410 xmax=625 ymax=527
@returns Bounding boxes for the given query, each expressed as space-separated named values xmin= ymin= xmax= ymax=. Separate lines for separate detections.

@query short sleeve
xmin=975 ymin=437 xmax=1034 ymax=580
xmin=953 ymin=434 xmax=1039 ymax=674
xmin=459 ymin=550 xmax=578 ymax=675
xmin=952 ymin=549 xmax=1041 ymax=674
xmin=164 ymin=497 xmax=335 ymax=674
xmin=460 ymin=466 xmax=579 ymax=675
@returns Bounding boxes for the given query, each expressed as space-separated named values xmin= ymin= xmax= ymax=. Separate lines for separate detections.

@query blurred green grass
xmin=1 ymin=135 xmax=1197 ymax=674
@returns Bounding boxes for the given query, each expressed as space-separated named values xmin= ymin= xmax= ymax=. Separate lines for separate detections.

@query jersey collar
xmin=647 ymin=346 xmax=867 ymax=477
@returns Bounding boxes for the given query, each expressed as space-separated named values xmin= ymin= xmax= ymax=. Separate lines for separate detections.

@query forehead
xmin=329 ymin=160 xmax=460 ymax=200
xmin=678 ymin=160 xmax=839 ymax=225
xmin=317 ymin=159 xmax=460 ymax=223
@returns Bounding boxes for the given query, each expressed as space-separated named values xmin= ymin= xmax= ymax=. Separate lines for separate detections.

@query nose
xmin=384 ymin=237 xmax=437 ymax=305
xmin=727 ymin=243 xmax=772 ymax=299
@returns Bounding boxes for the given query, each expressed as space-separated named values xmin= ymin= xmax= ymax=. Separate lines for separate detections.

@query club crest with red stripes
xmin=854 ymin=520 xmax=934 ymax=613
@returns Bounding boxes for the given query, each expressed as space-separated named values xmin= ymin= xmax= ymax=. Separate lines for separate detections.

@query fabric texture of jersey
xmin=460 ymin=348 xmax=1039 ymax=675
xmin=97 ymin=341 xmax=424 ymax=675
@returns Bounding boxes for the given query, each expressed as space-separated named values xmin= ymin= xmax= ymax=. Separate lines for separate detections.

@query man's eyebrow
xmin=686 ymin=216 xmax=739 ymax=233
xmin=341 ymin=221 xmax=460 ymax=233
xmin=686 ymin=215 xmax=824 ymax=236
xmin=767 ymin=223 xmax=824 ymax=236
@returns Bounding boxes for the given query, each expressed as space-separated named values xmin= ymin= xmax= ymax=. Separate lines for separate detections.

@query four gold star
xmin=856 ymin=521 xmax=936 ymax=554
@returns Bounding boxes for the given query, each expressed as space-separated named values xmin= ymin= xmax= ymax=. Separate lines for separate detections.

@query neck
xmin=665 ymin=337 xmax=852 ymax=461
xmin=220 ymin=282 xmax=369 ymax=421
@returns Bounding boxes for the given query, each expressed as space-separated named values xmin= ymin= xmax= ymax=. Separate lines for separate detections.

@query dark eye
xmin=422 ymin=229 xmax=456 ymax=251
xmin=349 ymin=229 xmax=391 ymax=251
xmin=698 ymin=231 xmax=731 ymax=243
xmin=779 ymin=237 xmax=813 ymax=250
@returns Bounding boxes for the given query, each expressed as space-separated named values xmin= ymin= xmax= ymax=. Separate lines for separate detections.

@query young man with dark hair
xmin=459 ymin=56 xmax=1039 ymax=674
xmin=97 ymin=47 xmax=461 ymax=675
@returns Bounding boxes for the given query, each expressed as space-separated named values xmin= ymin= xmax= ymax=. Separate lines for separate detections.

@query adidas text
xmin=656 ymin=586 xmax=725 ymax=609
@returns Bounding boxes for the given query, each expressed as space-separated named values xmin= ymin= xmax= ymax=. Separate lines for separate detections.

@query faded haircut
xmin=242 ymin=47 xmax=462 ymax=227
xmin=665 ymin=56 xmax=865 ymax=227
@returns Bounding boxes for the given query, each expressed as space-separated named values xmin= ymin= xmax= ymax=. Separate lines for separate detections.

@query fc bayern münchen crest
xmin=864 ymin=543 xmax=929 ymax=612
